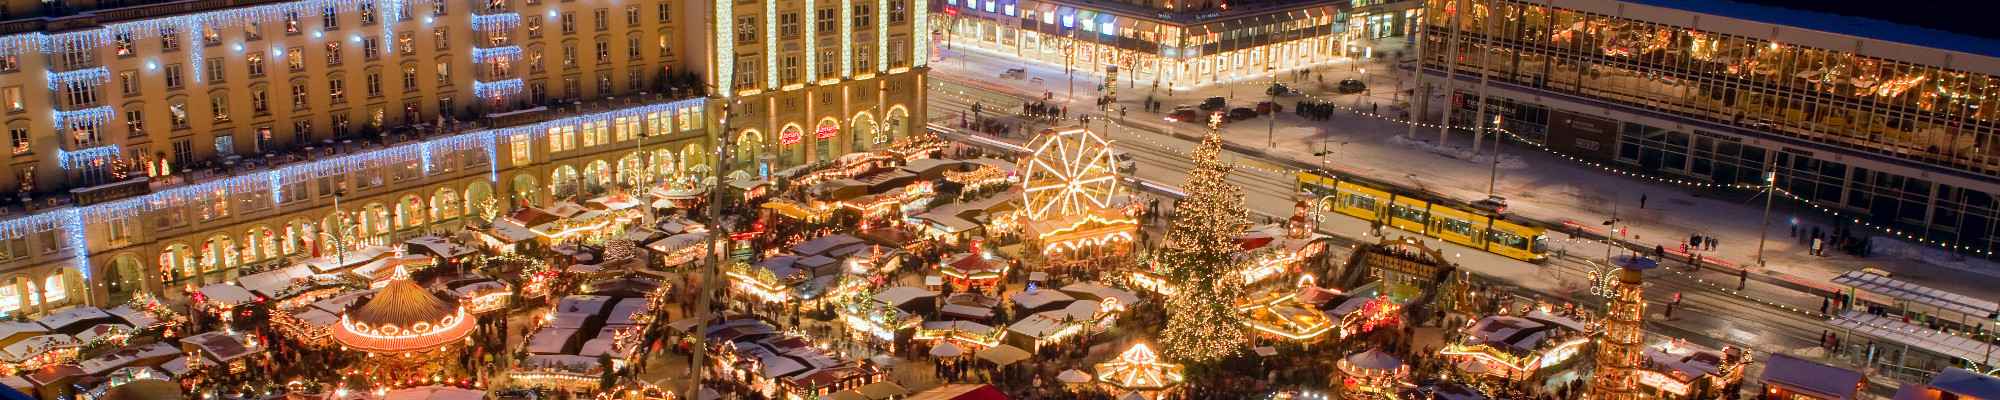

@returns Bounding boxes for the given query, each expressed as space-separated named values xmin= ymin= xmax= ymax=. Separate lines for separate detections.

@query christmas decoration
xmin=1157 ymin=112 xmax=1251 ymax=363
xmin=1593 ymin=255 xmax=1655 ymax=400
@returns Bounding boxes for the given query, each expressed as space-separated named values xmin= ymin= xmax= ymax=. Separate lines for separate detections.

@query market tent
xmin=1011 ymin=289 xmax=1076 ymax=311
xmin=381 ymin=386 xmax=487 ymax=400
xmin=237 ymin=264 xmax=319 ymax=298
xmin=823 ymin=391 xmax=869 ymax=400
xmin=1931 ymin=367 xmax=2000 ymax=399
xmin=904 ymin=385 xmax=1007 ymax=400
xmin=858 ymin=381 xmax=909 ymax=399
xmin=793 ymin=235 xmax=867 ymax=256
xmin=195 ymin=284 xmax=257 ymax=307
xmin=874 ymin=287 xmax=939 ymax=307
xmin=1759 ymin=353 xmax=1864 ymax=400
xmin=1057 ymin=369 xmax=1092 ymax=383
xmin=976 ymin=344 xmax=1031 ymax=365
xmin=930 ymin=341 xmax=963 ymax=357
xmin=763 ymin=200 xmax=817 ymax=220
xmin=1059 ymin=282 xmax=1139 ymax=305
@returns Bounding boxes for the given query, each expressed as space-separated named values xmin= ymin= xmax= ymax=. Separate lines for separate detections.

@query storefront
xmin=937 ymin=1 xmax=1343 ymax=87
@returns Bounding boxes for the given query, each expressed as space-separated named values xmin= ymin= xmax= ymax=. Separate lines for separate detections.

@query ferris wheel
xmin=1022 ymin=127 xmax=1121 ymax=221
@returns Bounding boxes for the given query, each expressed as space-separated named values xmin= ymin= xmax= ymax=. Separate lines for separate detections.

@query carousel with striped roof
xmin=329 ymin=266 xmax=478 ymax=379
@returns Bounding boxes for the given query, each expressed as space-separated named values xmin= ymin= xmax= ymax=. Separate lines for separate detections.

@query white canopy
xmin=195 ymin=284 xmax=257 ymax=305
xmin=1011 ymin=289 xmax=1076 ymax=310
xmin=1834 ymin=270 xmax=1999 ymax=317
xmin=874 ymin=286 xmax=939 ymax=306
xmin=406 ymin=236 xmax=477 ymax=258
xmin=929 ymin=341 xmax=963 ymax=357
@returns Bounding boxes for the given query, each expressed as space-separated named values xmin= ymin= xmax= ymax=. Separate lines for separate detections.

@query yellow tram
xmin=1300 ymin=173 xmax=1549 ymax=262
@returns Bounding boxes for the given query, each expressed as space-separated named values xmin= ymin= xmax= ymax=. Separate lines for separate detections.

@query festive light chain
xmin=46 ymin=67 xmax=110 ymax=90
xmin=53 ymin=106 xmax=117 ymax=129
xmin=470 ymin=46 xmax=522 ymax=64
xmin=469 ymin=13 xmax=522 ymax=32
xmin=0 ymin=0 xmax=395 ymax=57
xmin=58 ymin=145 xmax=121 ymax=169
xmin=473 ymin=79 xmax=524 ymax=99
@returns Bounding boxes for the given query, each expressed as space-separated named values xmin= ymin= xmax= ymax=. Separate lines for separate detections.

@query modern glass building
xmin=1417 ymin=0 xmax=2000 ymax=253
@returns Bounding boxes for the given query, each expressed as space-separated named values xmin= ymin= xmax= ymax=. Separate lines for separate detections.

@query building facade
xmin=1417 ymin=0 xmax=2000 ymax=254
xmin=0 ymin=0 xmax=925 ymax=316
xmin=934 ymin=0 xmax=1343 ymax=88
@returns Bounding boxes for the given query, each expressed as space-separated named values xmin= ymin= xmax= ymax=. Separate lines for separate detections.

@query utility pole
xmin=1470 ymin=22 xmax=1493 ymax=152
xmin=1756 ymin=169 xmax=1777 ymax=268
xmin=1406 ymin=9 xmax=1428 ymax=140
xmin=1268 ymin=72 xmax=1279 ymax=148
xmin=689 ymin=99 xmax=736 ymax=399
xmin=1486 ymin=115 xmax=1502 ymax=196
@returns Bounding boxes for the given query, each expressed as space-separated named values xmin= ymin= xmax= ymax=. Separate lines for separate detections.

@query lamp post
xmin=690 ymin=99 xmax=738 ymax=400
xmin=1756 ymin=169 xmax=1777 ymax=268
xmin=1485 ymin=115 xmax=1502 ymax=197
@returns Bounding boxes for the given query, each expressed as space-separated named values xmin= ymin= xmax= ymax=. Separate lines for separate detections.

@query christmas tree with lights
xmin=1158 ymin=112 xmax=1252 ymax=363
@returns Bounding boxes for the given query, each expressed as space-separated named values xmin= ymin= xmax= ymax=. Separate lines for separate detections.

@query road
xmin=925 ymin=77 xmax=1869 ymax=388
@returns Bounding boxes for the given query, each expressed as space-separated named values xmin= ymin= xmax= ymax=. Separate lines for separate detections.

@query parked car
xmin=1200 ymin=96 xmax=1228 ymax=110
xmin=1267 ymin=83 xmax=1298 ymax=96
xmin=1337 ymin=79 xmax=1369 ymax=94
xmin=1470 ymin=194 xmax=1508 ymax=213
xmin=1112 ymin=150 xmax=1137 ymax=174
xmin=1227 ymin=107 xmax=1259 ymax=121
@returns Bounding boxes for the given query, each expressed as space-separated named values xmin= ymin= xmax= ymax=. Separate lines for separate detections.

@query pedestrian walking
xmin=1706 ymin=236 xmax=1718 ymax=251
xmin=1640 ymin=194 xmax=1648 ymax=209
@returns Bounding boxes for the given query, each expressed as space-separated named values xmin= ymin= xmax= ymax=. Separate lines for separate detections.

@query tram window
xmin=1344 ymin=194 xmax=1378 ymax=211
xmin=1390 ymin=205 xmax=1427 ymax=223
xmin=1487 ymin=231 xmax=1529 ymax=250
xmin=1303 ymin=182 xmax=1336 ymax=198
xmin=1437 ymin=218 xmax=1478 ymax=238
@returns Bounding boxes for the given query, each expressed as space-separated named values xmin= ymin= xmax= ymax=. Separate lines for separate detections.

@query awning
xmin=859 ymin=381 xmax=910 ymax=399
xmin=1133 ymin=20 xmax=1159 ymax=37
xmin=1097 ymin=13 xmax=1117 ymax=34
xmin=1831 ymin=309 xmax=1996 ymax=364
xmin=762 ymin=201 xmax=815 ymax=219
xmin=1076 ymin=11 xmax=1096 ymax=31
xmin=1832 ymin=270 xmax=1998 ymax=318
xmin=1036 ymin=3 xmax=1057 ymax=23
xmin=1057 ymin=7 xmax=1076 ymax=28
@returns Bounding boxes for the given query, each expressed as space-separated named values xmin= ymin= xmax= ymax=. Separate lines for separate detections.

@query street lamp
xmin=1756 ymin=170 xmax=1777 ymax=268
xmin=1486 ymin=115 xmax=1503 ymax=197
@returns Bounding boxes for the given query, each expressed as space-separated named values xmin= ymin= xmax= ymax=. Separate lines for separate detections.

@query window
xmin=65 ymin=84 xmax=98 ymax=108
xmin=1 ymin=86 xmax=19 ymax=111
xmin=8 ymin=127 xmax=27 ymax=154
xmin=160 ymin=27 xmax=180 ymax=51
xmin=818 ymin=49 xmax=835 ymax=78
xmin=597 ymin=73 xmax=611 ymax=95
xmin=287 ymin=47 xmax=304 ymax=71
xmin=0 ymin=57 xmax=15 ymax=72
xmin=510 ymin=133 xmax=532 ymax=164
xmin=251 ymin=88 xmax=268 ymax=113
xmin=564 ymin=44 xmax=578 ymax=68
xmin=361 ymin=3 xmax=377 ymax=24
xmin=245 ymin=22 xmax=264 ymax=40
xmin=853 ymin=4 xmax=873 ymax=28
xmin=780 ymin=12 xmax=799 ymax=38
xmin=331 ymin=114 xmax=350 ymax=136
xmin=436 ymin=62 xmax=452 ymax=85
xmin=323 ymin=8 xmax=340 ymax=29
xmin=890 ymin=0 xmax=906 ymax=24
xmin=734 ymin=59 xmax=756 ymax=89
xmin=114 ymin=34 xmax=134 ymax=56
xmin=172 ymin=140 xmax=192 ymax=172
xmin=657 ymin=2 xmax=671 ymax=22
xmin=205 ymin=58 xmax=225 ymax=83
xmin=285 ymin=12 xmax=302 ymax=33
xmin=562 ymin=13 xmax=576 ymax=34
xmin=437 ymin=96 xmax=453 ymax=116
xmin=123 ymin=110 xmax=144 ymax=136
xmin=781 ymin=55 xmax=799 ymax=83
xmin=432 ymin=0 xmax=446 ymax=15
xmin=855 ymin=46 xmax=872 ymax=72
xmin=434 ymin=28 xmax=450 ymax=50
xmin=44 ymin=275 xmax=65 ymax=302
xmin=326 ymin=42 xmax=342 ymax=65
xmin=403 ymin=67 xmax=418 ymax=91
xmin=627 ymin=6 xmax=641 ymax=26
xmin=628 ymin=68 xmax=642 ymax=90
xmin=203 ymin=26 xmax=221 ymax=46
xmin=889 ymin=39 xmax=905 ymax=67
xmin=169 ymin=102 xmax=188 ymax=128
xmin=164 ymin=64 xmax=184 ymax=88
xmin=527 ymin=17 xmax=544 ymax=38
xmin=398 ymin=32 xmax=415 ymax=54
xmin=628 ymin=37 xmax=641 ymax=59
xmin=594 ymin=9 xmax=609 ymax=30
xmin=215 ymin=134 xmax=234 ymax=157
xmin=363 ymin=37 xmax=380 ymax=59
xmin=59 ymin=48 xmax=91 ymax=70
xmin=737 ymin=17 xmax=758 ymax=43
xmin=366 ymin=72 xmax=382 ymax=97
xmin=328 ymin=78 xmax=346 ymax=103
xmin=530 ymin=82 xmax=546 ymax=103
xmin=253 ymin=127 xmax=272 ymax=154
xmin=529 ymin=51 xmax=545 ymax=73
xmin=817 ymin=9 xmax=836 ymax=33
xmin=292 ymin=120 xmax=312 ymax=144
xmin=246 ymin=52 xmax=265 ymax=76
xmin=211 ymin=96 xmax=229 ymax=121
xmin=292 ymin=82 xmax=309 ymax=109
xmin=596 ymin=41 xmax=609 ymax=63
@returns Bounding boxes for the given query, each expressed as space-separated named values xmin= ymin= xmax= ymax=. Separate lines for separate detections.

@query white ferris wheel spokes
xmin=1022 ymin=127 xmax=1119 ymax=221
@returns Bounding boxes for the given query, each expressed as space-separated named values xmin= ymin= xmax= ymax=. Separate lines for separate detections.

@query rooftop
xmin=1610 ymin=0 xmax=2000 ymax=61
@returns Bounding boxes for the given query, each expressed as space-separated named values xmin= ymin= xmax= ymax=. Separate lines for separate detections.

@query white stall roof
xmin=0 ymin=322 xmax=47 ymax=342
xmin=1059 ymin=282 xmax=1139 ymax=305
xmin=1833 ymin=271 xmax=1999 ymax=317
xmin=1832 ymin=310 xmax=1997 ymax=364
xmin=525 ymin=328 xmax=581 ymax=354
xmin=556 ymin=295 xmax=614 ymax=315
xmin=873 ymin=286 xmax=939 ymax=306
xmin=578 ymin=338 xmax=625 ymax=358
xmin=38 ymin=307 xmax=116 ymax=331
xmin=792 ymin=235 xmax=866 ymax=256
xmin=239 ymin=265 xmax=319 ymax=298
xmin=383 ymin=386 xmax=488 ymax=400
xmin=406 ymin=236 xmax=477 ymax=258
xmin=1010 ymin=289 xmax=1075 ymax=310
xmin=76 ymin=342 xmax=179 ymax=375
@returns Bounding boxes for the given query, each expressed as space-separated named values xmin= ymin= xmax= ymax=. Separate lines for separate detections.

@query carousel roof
xmin=330 ymin=273 xmax=474 ymax=353
xmin=1094 ymin=343 xmax=1185 ymax=391
xmin=1344 ymin=348 xmax=1404 ymax=372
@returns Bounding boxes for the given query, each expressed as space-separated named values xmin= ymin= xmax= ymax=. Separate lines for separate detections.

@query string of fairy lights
xmin=930 ymin=81 xmax=1994 ymax=257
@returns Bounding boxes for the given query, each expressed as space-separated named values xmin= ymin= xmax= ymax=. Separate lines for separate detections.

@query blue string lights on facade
xmin=53 ymin=106 xmax=116 ymax=129
xmin=470 ymin=13 xmax=521 ymax=31
xmin=58 ymin=145 xmax=121 ymax=169
xmin=471 ymin=46 xmax=522 ymax=63
xmin=473 ymin=79 xmax=524 ymax=99
xmin=47 ymin=67 xmax=110 ymax=90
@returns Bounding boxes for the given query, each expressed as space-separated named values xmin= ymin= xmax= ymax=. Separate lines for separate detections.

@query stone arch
xmin=433 ymin=187 xmax=463 ymax=222
xmin=552 ymin=164 xmax=580 ymax=199
xmin=735 ymin=128 xmax=764 ymax=169
xmin=886 ymin=104 xmax=911 ymax=143
xmin=202 ymin=234 xmax=238 ymax=277
xmin=396 ymin=193 xmax=427 ymax=229
xmin=161 ymin=243 xmax=193 ymax=283
xmin=681 ymin=142 xmax=707 ymax=175
xmin=512 ymin=173 xmax=540 ymax=208
xmin=814 ymin=117 xmax=841 ymax=162
xmin=584 ymin=159 xmax=612 ymax=194
xmin=778 ymin=124 xmax=805 ymax=167
xmin=361 ymin=202 xmax=391 ymax=237
xmin=618 ymin=152 xmax=647 ymax=186
xmin=0 ymin=275 xmax=31 ymax=316
xmin=850 ymin=110 xmax=878 ymax=152
xmin=650 ymin=148 xmax=677 ymax=180
xmin=321 ymin=208 xmax=360 ymax=255
xmin=107 ymin=254 xmax=145 ymax=303
xmin=245 ymin=225 xmax=278 ymax=261
xmin=281 ymin=218 xmax=313 ymax=257
xmin=42 ymin=267 xmax=80 ymax=306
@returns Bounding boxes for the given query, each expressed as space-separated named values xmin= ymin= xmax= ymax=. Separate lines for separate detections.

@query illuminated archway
xmin=0 ymin=276 xmax=30 ymax=316
xmin=814 ymin=117 xmax=841 ymax=162
xmin=466 ymin=181 xmax=495 ymax=220
xmin=551 ymin=165 xmax=580 ymax=200
xmin=108 ymin=255 xmax=144 ymax=303
xmin=681 ymin=142 xmax=707 ymax=175
xmin=851 ymin=111 xmax=878 ymax=152
xmin=886 ymin=105 xmax=911 ymax=143
xmin=43 ymin=268 xmax=80 ymax=305
xmin=362 ymin=202 xmax=392 ymax=236
xmin=397 ymin=194 xmax=427 ymax=229
xmin=245 ymin=225 xmax=277 ymax=261
xmin=619 ymin=152 xmax=647 ymax=186
xmin=202 ymin=234 xmax=239 ymax=275
xmin=433 ymin=187 xmax=463 ymax=221
xmin=161 ymin=243 xmax=193 ymax=282
xmin=282 ymin=218 xmax=313 ymax=256
xmin=651 ymin=148 xmax=677 ymax=180
xmin=735 ymin=129 xmax=764 ymax=168
xmin=778 ymin=124 xmax=805 ymax=167
xmin=511 ymin=173 xmax=540 ymax=208
xmin=585 ymin=159 xmax=613 ymax=194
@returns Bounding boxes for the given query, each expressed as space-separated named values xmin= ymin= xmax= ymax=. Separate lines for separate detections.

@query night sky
xmin=1741 ymin=0 xmax=2000 ymax=41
